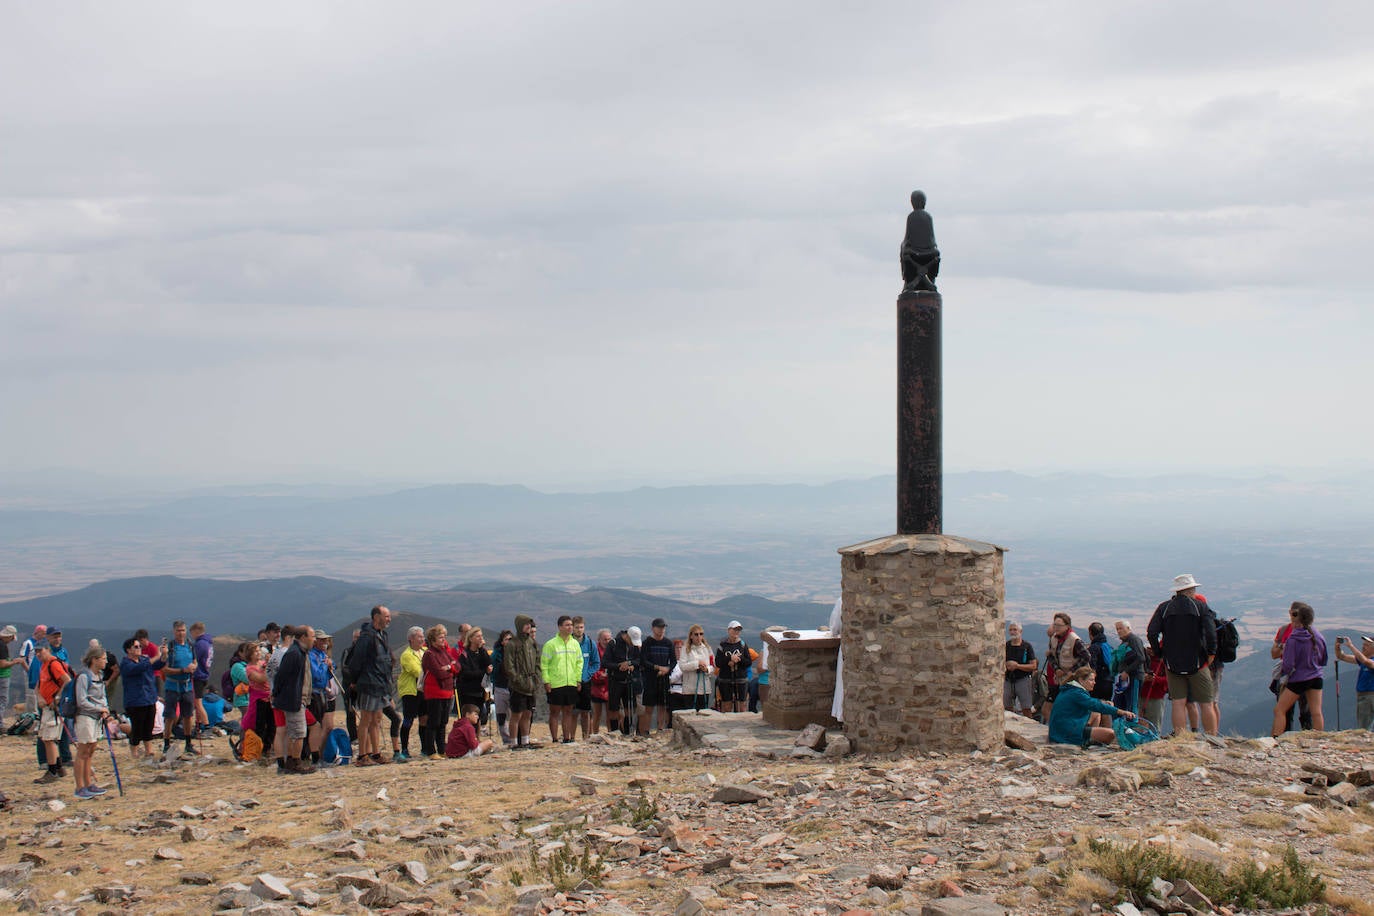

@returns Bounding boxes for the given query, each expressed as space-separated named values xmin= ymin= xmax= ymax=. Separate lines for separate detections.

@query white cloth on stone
xmin=829 ymin=596 xmax=844 ymax=722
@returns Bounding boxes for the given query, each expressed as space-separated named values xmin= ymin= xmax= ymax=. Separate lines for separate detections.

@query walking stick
xmin=1335 ymin=656 xmax=1341 ymax=731
xmin=103 ymin=719 xmax=125 ymax=796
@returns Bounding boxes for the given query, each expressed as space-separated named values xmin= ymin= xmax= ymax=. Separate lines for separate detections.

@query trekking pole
xmin=1335 ymin=656 xmax=1342 ymax=730
xmin=103 ymin=719 xmax=125 ymax=796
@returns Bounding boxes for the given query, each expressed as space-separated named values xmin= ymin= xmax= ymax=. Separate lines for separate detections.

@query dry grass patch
xmin=1333 ymin=833 xmax=1374 ymax=855
xmin=1242 ymin=812 xmax=1290 ymax=829
xmin=1325 ymin=889 xmax=1374 ymax=916
xmin=784 ymin=816 xmax=842 ymax=840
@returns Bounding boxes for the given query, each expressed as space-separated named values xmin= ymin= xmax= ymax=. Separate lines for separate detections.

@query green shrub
xmin=1086 ymin=839 xmax=1324 ymax=909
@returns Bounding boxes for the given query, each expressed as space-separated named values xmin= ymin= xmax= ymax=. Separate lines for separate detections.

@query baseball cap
xmin=47 ymin=626 xmax=62 ymax=636
xmin=651 ymin=618 xmax=666 ymax=629
xmin=727 ymin=620 xmax=743 ymax=630
xmin=626 ymin=626 xmax=643 ymax=647
xmin=1362 ymin=635 xmax=1374 ymax=645
xmin=0 ymin=625 xmax=16 ymax=638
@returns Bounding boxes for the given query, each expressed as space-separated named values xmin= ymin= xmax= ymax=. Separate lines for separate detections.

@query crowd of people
xmin=1005 ymin=573 xmax=1373 ymax=749
xmin=0 ymin=608 xmax=772 ymax=794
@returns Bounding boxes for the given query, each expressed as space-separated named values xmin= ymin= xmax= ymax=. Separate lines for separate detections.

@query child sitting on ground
xmin=445 ymin=704 xmax=496 ymax=758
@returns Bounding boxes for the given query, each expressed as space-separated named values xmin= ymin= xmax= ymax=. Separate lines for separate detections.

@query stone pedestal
xmin=838 ymin=533 xmax=1006 ymax=753
xmin=760 ymin=631 xmax=840 ymax=730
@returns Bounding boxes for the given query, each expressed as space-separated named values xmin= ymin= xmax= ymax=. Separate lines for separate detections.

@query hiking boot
xmin=34 ymin=769 xmax=62 ymax=785
xmin=289 ymin=757 xmax=316 ymax=775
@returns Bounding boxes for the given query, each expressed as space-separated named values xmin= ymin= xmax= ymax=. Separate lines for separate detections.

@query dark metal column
xmin=897 ymin=291 xmax=941 ymax=534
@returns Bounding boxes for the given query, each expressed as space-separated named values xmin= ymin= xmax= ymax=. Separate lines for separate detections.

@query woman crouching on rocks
xmin=1048 ymin=666 xmax=1136 ymax=748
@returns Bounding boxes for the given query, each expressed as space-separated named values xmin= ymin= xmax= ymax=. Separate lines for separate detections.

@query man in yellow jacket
xmin=541 ymin=615 xmax=583 ymax=744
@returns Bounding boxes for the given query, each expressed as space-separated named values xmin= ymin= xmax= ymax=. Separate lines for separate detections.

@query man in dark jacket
xmin=639 ymin=618 xmax=675 ymax=735
xmin=272 ymin=626 xmax=316 ymax=774
xmin=503 ymin=614 xmax=541 ymax=749
xmin=602 ymin=627 xmax=641 ymax=736
xmin=1146 ymin=573 xmax=1219 ymax=738
xmin=346 ymin=606 xmax=392 ymax=764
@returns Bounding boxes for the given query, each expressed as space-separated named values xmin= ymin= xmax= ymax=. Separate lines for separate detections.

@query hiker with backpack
xmin=33 ymin=643 xmax=70 ymax=784
xmin=73 ymin=645 xmax=113 ymax=798
xmin=1042 ymin=613 xmax=1091 ymax=725
xmin=1047 ymin=665 xmax=1139 ymax=748
xmin=1003 ymin=623 xmax=1038 ymax=717
xmin=1271 ymin=601 xmax=1328 ymax=737
xmin=1110 ymin=620 xmax=1147 ymax=716
xmin=1146 ymin=573 xmax=1220 ymax=739
xmin=0 ymin=625 xmax=22 ymax=732
xmin=20 ymin=625 xmax=47 ymax=723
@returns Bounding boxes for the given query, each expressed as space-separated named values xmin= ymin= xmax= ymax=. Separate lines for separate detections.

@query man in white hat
xmin=1146 ymin=574 xmax=1219 ymax=738
xmin=0 ymin=625 xmax=22 ymax=730
xmin=1335 ymin=634 xmax=1374 ymax=731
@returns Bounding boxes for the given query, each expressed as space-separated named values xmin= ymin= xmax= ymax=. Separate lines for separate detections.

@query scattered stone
xmin=46 ymin=800 xmax=65 ymax=813
xmin=292 ymin=886 xmax=321 ymax=907
xmin=824 ymin=735 xmax=853 ymax=757
xmin=180 ymin=825 xmax=210 ymax=842
xmin=333 ymin=869 xmax=381 ymax=889
xmin=925 ymin=816 xmax=950 ymax=836
xmin=0 ymin=864 xmax=34 ymax=889
xmin=795 ymin=723 xmax=827 ymax=751
xmin=712 ymin=783 xmax=772 ymax=804
xmin=359 ymin=882 xmax=413 ymax=908
xmin=92 ymin=885 xmax=134 ymax=903
xmin=180 ymin=873 xmax=213 ymax=886
xmin=1328 ymin=781 xmax=1360 ymax=806
xmin=1043 ymin=795 xmax=1076 ymax=808
xmin=866 ymin=865 xmax=905 ymax=890
xmin=249 ymin=873 xmax=291 ymax=901
xmin=628 ymin=773 xmax=658 ymax=787
xmin=1077 ymin=765 xmax=1142 ymax=793
xmin=177 ymin=806 xmax=204 ymax=819
xmin=1004 ymin=731 xmax=1037 ymax=752
xmin=1173 ymin=877 xmax=1214 ymax=911
xmin=154 ymin=847 xmax=183 ymax=861
xmin=399 ymin=860 xmax=428 ymax=885
xmin=1114 ymin=904 xmax=1142 ymax=916
xmin=938 ymin=879 xmax=965 ymax=897
xmin=921 ymin=896 xmax=1008 ymax=915
xmin=997 ymin=784 xmax=1036 ymax=799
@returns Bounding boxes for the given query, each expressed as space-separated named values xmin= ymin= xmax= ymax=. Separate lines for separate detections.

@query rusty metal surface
xmin=896 ymin=291 xmax=941 ymax=534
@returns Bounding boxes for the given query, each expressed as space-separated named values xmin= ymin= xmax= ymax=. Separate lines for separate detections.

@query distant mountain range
xmin=0 ymin=575 xmax=832 ymax=645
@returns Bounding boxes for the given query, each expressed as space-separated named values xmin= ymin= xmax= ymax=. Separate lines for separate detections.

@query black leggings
xmin=400 ymin=694 xmax=425 ymax=755
xmin=383 ymin=703 xmax=400 ymax=740
xmin=423 ymin=698 xmax=450 ymax=757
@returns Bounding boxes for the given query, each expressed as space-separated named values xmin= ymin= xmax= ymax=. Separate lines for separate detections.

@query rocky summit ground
xmin=1 ymin=712 xmax=1373 ymax=916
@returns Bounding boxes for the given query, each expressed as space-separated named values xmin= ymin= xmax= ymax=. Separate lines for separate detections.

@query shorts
xmin=165 ymin=689 xmax=195 ymax=719
xmin=354 ymin=691 xmax=389 ymax=713
xmin=75 ymin=716 xmax=101 ymax=744
xmin=576 ymin=682 xmax=592 ymax=711
xmin=641 ymin=676 xmax=670 ymax=707
xmin=39 ymin=707 xmax=63 ymax=742
xmin=717 ymin=679 xmax=747 ymax=704
xmin=1166 ymin=667 xmax=1215 ymax=705
xmin=193 ymin=680 xmax=208 ymax=699
xmin=509 ymin=692 xmax=536 ymax=714
xmin=280 ymin=707 xmax=307 ymax=740
xmin=1081 ymin=725 xmax=1097 ymax=748
xmin=401 ymin=693 xmax=425 ymax=720
xmin=1284 ymin=677 xmax=1323 ymax=695
xmin=607 ymin=679 xmax=637 ymax=713
xmin=547 ymin=685 xmax=578 ymax=707
xmin=493 ymin=687 xmax=511 ymax=716
xmin=1003 ymin=677 xmax=1034 ymax=711
xmin=308 ymin=694 xmax=327 ymax=721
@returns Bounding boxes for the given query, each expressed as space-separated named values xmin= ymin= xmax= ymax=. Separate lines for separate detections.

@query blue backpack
xmin=320 ymin=727 xmax=352 ymax=765
xmin=1113 ymin=716 xmax=1160 ymax=750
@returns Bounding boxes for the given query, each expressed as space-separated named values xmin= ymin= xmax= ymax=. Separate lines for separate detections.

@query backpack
xmin=1113 ymin=715 xmax=1161 ymax=750
xmin=1110 ymin=641 xmax=1132 ymax=676
xmin=6 ymin=712 xmax=38 ymax=736
xmin=58 ymin=680 xmax=77 ymax=720
xmin=1089 ymin=641 xmax=1113 ymax=686
xmin=1214 ymin=617 xmax=1239 ymax=664
xmin=220 ymin=658 xmax=238 ymax=698
xmin=238 ymin=729 xmax=263 ymax=762
xmin=320 ymin=727 xmax=351 ymax=765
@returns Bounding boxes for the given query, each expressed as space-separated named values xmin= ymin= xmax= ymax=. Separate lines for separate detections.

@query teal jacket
xmin=1047 ymin=681 xmax=1122 ymax=746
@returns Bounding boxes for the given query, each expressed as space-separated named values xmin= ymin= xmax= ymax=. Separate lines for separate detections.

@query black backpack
xmin=1214 ymin=617 xmax=1239 ymax=664
xmin=1090 ymin=640 xmax=1113 ymax=685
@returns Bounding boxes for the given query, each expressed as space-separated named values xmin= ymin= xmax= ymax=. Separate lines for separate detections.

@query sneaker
xmin=74 ymin=787 xmax=93 ymax=800
xmin=426 ymin=753 xmax=443 ymax=761
xmin=86 ymin=784 xmax=108 ymax=796
xmin=392 ymin=752 xmax=409 ymax=763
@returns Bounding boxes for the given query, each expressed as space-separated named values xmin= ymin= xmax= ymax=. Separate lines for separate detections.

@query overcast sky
xmin=3 ymin=2 xmax=1372 ymax=489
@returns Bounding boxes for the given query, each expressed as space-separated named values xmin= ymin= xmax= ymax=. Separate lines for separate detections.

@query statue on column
xmin=900 ymin=190 xmax=940 ymax=294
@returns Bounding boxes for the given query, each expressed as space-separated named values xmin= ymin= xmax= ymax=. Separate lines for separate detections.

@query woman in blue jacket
xmin=118 ymin=636 xmax=167 ymax=760
xmin=1048 ymin=666 xmax=1136 ymax=747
